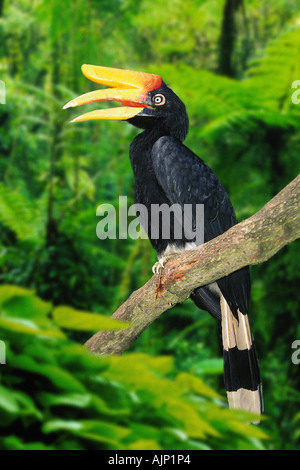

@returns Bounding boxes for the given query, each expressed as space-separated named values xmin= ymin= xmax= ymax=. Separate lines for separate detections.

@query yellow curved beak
xmin=63 ymin=64 xmax=162 ymax=122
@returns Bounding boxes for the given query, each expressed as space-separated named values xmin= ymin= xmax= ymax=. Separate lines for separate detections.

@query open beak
xmin=63 ymin=64 xmax=162 ymax=122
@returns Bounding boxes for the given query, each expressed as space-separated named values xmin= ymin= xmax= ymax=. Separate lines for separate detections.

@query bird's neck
xmin=129 ymin=127 xmax=165 ymax=169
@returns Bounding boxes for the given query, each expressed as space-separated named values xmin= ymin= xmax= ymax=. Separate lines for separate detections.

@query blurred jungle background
xmin=0 ymin=0 xmax=300 ymax=451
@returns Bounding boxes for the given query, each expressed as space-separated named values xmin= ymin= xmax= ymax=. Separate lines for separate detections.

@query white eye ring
xmin=152 ymin=94 xmax=166 ymax=106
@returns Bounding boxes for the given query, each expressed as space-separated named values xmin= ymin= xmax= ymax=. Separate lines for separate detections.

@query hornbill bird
xmin=64 ymin=65 xmax=263 ymax=417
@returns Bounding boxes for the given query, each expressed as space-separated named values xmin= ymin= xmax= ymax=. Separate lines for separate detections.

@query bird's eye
xmin=152 ymin=94 xmax=166 ymax=106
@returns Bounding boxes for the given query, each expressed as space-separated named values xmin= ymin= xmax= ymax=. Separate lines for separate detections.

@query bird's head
xmin=63 ymin=64 xmax=189 ymax=141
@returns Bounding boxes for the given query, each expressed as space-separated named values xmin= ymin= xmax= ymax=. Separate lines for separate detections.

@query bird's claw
xmin=152 ymin=258 xmax=165 ymax=275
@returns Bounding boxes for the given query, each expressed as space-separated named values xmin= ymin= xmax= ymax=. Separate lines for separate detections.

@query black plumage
xmin=128 ymin=80 xmax=262 ymax=416
xmin=65 ymin=66 xmax=263 ymax=417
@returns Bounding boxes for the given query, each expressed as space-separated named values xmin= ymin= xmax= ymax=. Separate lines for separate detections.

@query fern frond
xmin=158 ymin=27 xmax=300 ymax=141
xmin=246 ymin=28 xmax=300 ymax=112
xmin=0 ymin=183 xmax=44 ymax=241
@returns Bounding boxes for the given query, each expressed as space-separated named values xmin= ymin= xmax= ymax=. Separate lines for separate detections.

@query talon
xmin=159 ymin=259 xmax=164 ymax=269
xmin=152 ymin=261 xmax=159 ymax=274
xmin=152 ymin=257 xmax=167 ymax=275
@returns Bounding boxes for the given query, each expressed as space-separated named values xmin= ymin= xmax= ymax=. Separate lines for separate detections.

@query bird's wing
xmin=151 ymin=136 xmax=236 ymax=238
xmin=151 ymin=136 xmax=250 ymax=315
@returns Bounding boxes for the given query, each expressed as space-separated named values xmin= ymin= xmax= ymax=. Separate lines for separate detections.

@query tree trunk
xmin=46 ymin=3 xmax=62 ymax=245
xmin=218 ymin=0 xmax=242 ymax=77
xmin=0 ymin=0 xmax=4 ymax=18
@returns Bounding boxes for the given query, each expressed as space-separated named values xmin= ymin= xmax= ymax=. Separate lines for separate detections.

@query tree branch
xmin=85 ymin=174 xmax=300 ymax=355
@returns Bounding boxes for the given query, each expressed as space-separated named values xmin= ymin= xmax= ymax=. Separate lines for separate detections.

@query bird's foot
xmin=152 ymin=257 xmax=168 ymax=275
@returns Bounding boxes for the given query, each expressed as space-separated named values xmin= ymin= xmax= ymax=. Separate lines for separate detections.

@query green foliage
xmin=0 ymin=0 xmax=299 ymax=450
xmin=0 ymin=285 xmax=269 ymax=450
xmin=0 ymin=182 xmax=43 ymax=241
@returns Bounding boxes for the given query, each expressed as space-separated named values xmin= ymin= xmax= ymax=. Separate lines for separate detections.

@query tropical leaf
xmin=52 ymin=306 xmax=131 ymax=331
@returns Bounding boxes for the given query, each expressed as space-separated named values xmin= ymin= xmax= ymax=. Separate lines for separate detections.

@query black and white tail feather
xmin=158 ymin=247 xmax=263 ymax=420
xmin=220 ymin=294 xmax=263 ymax=420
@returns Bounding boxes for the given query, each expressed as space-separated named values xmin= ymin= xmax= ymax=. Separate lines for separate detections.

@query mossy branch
xmin=85 ymin=174 xmax=300 ymax=355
